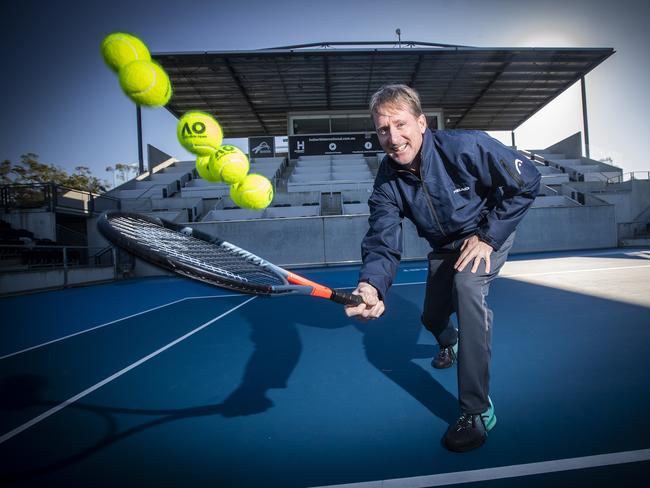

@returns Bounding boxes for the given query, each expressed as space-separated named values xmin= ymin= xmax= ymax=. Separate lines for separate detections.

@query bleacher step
xmin=320 ymin=192 xmax=342 ymax=216
xmin=619 ymin=237 xmax=650 ymax=247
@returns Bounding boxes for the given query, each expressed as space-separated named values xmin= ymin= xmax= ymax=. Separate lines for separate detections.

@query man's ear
xmin=418 ymin=114 xmax=427 ymax=133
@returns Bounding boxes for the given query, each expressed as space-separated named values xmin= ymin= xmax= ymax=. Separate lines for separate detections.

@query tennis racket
xmin=97 ymin=211 xmax=364 ymax=306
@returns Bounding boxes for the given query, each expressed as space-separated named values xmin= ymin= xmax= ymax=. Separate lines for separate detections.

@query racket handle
xmin=330 ymin=289 xmax=365 ymax=306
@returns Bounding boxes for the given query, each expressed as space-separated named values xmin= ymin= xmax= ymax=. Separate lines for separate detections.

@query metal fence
xmin=0 ymin=183 xmax=121 ymax=214
xmin=0 ymin=245 xmax=115 ymax=271
xmin=607 ymin=172 xmax=650 ymax=184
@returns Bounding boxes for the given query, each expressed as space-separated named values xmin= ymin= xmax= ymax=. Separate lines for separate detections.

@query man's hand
xmin=455 ymin=235 xmax=494 ymax=273
xmin=344 ymin=282 xmax=385 ymax=320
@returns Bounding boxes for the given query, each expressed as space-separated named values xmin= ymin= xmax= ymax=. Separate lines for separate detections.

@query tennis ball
xmin=177 ymin=111 xmax=223 ymax=156
xmin=195 ymin=155 xmax=221 ymax=182
xmin=101 ymin=32 xmax=151 ymax=72
xmin=231 ymin=174 xmax=274 ymax=209
xmin=229 ymin=183 xmax=245 ymax=208
xmin=209 ymin=145 xmax=249 ymax=184
xmin=118 ymin=60 xmax=172 ymax=107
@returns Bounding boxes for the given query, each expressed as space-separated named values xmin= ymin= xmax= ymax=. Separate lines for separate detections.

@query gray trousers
xmin=421 ymin=232 xmax=515 ymax=415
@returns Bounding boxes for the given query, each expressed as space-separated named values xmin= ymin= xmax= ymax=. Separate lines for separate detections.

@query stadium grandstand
xmin=1 ymin=41 xmax=649 ymax=295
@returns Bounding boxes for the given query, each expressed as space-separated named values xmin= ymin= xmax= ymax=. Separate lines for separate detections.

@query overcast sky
xmin=1 ymin=0 xmax=648 ymax=183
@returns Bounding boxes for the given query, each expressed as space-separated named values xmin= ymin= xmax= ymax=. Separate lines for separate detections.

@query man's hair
xmin=369 ymin=84 xmax=423 ymax=117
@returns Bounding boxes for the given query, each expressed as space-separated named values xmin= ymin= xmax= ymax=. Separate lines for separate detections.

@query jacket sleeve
xmin=359 ymin=181 xmax=403 ymax=300
xmin=470 ymin=132 xmax=541 ymax=250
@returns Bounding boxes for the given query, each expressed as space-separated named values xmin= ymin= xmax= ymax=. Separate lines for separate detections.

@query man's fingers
xmin=455 ymin=248 xmax=476 ymax=272
xmin=344 ymin=303 xmax=366 ymax=317
xmin=485 ymin=254 xmax=491 ymax=274
xmin=361 ymin=301 xmax=384 ymax=319
xmin=346 ymin=282 xmax=383 ymax=320
xmin=360 ymin=291 xmax=378 ymax=306
xmin=471 ymin=255 xmax=481 ymax=273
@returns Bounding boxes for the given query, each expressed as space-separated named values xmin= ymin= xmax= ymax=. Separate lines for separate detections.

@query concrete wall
xmin=586 ymin=180 xmax=650 ymax=222
xmin=0 ymin=266 xmax=115 ymax=295
xmin=192 ymin=218 xmax=327 ymax=265
xmin=86 ymin=215 xmax=109 ymax=249
xmin=543 ymin=132 xmax=582 ymax=159
xmin=0 ymin=210 xmax=56 ymax=240
xmin=532 ymin=196 xmax=580 ymax=208
xmin=147 ymin=144 xmax=174 ymax=172
xmin=593 ymin=192 xmax=636 ymax=222
xmin=512 ymin=205 xmax=617 ymax=252
xmin=166 ymin=203 xmax=617 ymax=271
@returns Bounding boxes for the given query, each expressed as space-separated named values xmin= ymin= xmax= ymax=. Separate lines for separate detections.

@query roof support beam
xmin=364 ymin=51 xmax=376 ymax=106
xmin=409 ymin=54 xmax=423 ymax=87
xmin=323 ymin=55 xmax=331 ymax=110
xmin=274 ymin=58 xmax=292 ymax=110
xmin=223 ymin=58 xmax=269 ymax=134
xmin=456 ymin=55 xmax=513 ymax=127
xmin=581 ymin=76 xmax=590 ymax=158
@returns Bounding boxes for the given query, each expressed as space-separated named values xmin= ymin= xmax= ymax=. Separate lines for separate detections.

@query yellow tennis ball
xmin=118 ymin=60 xmax=172 ymax=107
xmin=229 ymin=182 xmax=245 ymax=207
xmin=101 ymin=32 xmax=151 ymax=73
xmin=231 ymin=174 xmax=273 ymax=209
xmin=209 ymin=145 xmax=249 ymax=184
xmin=177 ymin=111 xmax=223 ymax=156
xmin=195 ymin=155 xmax=221 ymax=182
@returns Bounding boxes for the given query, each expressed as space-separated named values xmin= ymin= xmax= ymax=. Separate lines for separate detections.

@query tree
xmin=0 ymin=160 xmax=12 ymax=185
xmin=106 ymin=163 xmax=138 ymax=188
xmin=1 ymin=153 xmax=108 ymax=193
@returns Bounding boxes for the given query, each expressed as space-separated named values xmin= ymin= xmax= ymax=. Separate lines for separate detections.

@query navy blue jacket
xmin=359 ymin=129 xmax=541 ymax=298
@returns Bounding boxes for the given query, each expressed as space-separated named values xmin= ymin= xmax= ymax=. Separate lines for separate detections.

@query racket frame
xmin=97 ymin=211 xmax=363 ymax=305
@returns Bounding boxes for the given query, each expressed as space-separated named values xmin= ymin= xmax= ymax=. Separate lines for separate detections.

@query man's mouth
xmin=391 ymin=143 xmax=408 ymax=154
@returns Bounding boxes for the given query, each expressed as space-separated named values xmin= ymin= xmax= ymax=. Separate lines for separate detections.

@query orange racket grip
xmin=286 ymin=272 xmax=364 ymax=306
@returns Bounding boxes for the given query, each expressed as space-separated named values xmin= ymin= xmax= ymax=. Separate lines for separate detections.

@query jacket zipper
xmin=395 ymin=168 xmax=447 ymax=238
xmin=500 ymin=159 xmax=524 ymax=189
xmin=420 ymin=179 xmax=447 ymax=237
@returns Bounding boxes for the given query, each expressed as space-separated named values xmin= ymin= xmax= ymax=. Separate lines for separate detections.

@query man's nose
xmin=388 ymin=131 xmax=402 ymax=145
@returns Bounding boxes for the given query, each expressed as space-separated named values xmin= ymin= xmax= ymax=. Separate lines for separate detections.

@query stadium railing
xmin=0 ymin=244 xmax=118 ymax=295
xmin=0 ymin=183 xmax=121 ymax=214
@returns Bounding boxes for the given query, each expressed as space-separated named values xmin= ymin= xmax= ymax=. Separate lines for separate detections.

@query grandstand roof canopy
xmin=154 ymin=41 xmax=614 ymax=137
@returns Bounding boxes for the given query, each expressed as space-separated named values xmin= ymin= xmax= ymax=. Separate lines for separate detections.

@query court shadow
xmin=217 ymin=302 xmax=302 ymax=417
xmin=225 ymin=289 xmax=457 ymax=424
xmin=355 ymin=291 xmax=458 ymax=425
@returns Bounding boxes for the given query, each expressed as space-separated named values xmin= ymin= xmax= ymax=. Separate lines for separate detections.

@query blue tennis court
xmin=1 ymin=249 xmax=649 ymax=487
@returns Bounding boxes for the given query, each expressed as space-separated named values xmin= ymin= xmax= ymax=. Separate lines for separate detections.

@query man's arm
xmin=346 ymin=181 xmax=403 ymax=319
xmin=470 ymin=132 xmax=541 ymax=251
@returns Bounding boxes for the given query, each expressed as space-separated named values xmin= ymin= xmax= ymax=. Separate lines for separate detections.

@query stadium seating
xmin=287 ymin=155 xmax=375 ymax=192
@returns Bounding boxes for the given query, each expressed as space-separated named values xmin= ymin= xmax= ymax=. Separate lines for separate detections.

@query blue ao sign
xmin=288 ymin=133 xmax=381 ymax=159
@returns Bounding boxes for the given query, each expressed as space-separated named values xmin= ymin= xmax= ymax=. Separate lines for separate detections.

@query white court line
xmin=0 ymin=293 xmax=244 ymax=361
xmin=503 ymin=264 xmax=650 ymax=279
xmin=309 ymin=448 xmax=650 ymax=487
xmin=394 ymin=263 xmax=650 ymax=286
xmin=0 ymin=296 xmax=256 ymax=445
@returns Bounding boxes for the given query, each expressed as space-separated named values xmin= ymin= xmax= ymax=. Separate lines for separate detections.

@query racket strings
xmin=109 ymin=216 xmax=284 ymax=286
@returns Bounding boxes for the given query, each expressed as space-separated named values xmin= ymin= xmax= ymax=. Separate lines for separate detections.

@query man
xmin=345 ymin=84 xmax=541 ymax=452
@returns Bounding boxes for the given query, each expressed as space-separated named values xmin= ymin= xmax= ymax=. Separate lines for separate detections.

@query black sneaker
xmin=431 ymin=342 xmax=458 ymax=369
xmin=443 ymin=398 xmax=496 ymax=452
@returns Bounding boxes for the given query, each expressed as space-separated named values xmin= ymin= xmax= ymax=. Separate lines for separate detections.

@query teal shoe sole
xmin=482 ymin=397 xmax=497 ymax=431
xmin=484 ymin=412 xmax=497 ymax=431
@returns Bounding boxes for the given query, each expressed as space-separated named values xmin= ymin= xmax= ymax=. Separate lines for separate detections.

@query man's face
xmin=372 ymin=103 xmax=427 ymax=166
